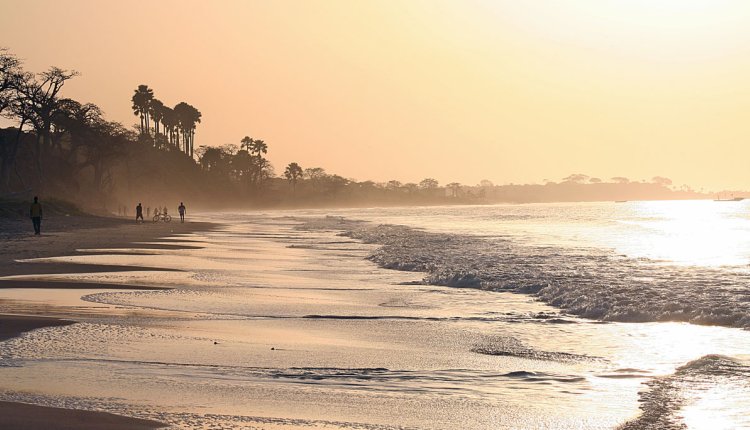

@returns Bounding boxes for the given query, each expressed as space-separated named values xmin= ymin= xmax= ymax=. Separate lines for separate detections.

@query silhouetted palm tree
xmin=174 ymin=102 xmax=201 ymax=157
xmin=249 ymin=139 xmax=267 ymax=185
xmin=131 ymin=84 xmax=153 ymax=135
xmin=240 ymin=136 xmax=253 ymax=152
xmin=284 ymin=162 xmax=303 ymax=192
xmin=160 ymin=106 xmax=177 ymax=147
xmin=149 ymin=98 xmax=164 ymax=137
xmin=249 ymin=139 xmax=267 ymax=159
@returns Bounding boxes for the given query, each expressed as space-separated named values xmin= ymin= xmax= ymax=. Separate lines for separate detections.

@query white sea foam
xmin=619 ymin=354 xmax=750 ymax=429
xmin=300 ymin=218 xmax=750 ymax=329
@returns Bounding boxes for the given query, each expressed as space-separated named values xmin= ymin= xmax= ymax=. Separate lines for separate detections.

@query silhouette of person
xmin=30 ymin=196 xmax=42 ymax=235
xmin=135 ymin=203 xmax=144 ymax=223
xmin=178 ymin=202 xmax=186 ymax=223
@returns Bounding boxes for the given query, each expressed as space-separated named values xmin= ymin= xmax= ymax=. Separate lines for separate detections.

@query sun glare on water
xmin=610 ymin=200 xmax=750 ymax=267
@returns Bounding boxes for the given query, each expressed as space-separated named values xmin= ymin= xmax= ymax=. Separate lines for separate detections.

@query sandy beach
xmin=2 ymin=208 xmax=750 ymax=429
xmin=0 ymin=214 xmax=212 ymax=429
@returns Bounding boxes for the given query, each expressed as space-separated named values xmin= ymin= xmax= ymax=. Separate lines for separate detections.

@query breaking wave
xmin=619 ymin=354 xmax=750 ymax=429
xmin=301 ymin=218 xmax=750 ymax=329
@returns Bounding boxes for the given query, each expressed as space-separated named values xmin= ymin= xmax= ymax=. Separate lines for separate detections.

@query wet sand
xmin=0 ymin=314 xmax=74 ymax=341
xmin=0 ymin=214 xmax=212 ymax=277
xmin=0 ymin=215 xmax=213 ymax=428
xmin=0 ymin=401 xmax=165 ymax=429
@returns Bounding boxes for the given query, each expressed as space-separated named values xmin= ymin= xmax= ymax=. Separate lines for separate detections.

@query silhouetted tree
xmin=249 ymin=139 xmax=267 ymax=186
xmin=197 ymin=145 xmax=222 ymax=171
xmin=304 ymin=167 xmax=327 ymax=191
xmin=419 ymin=178 xmax=439 ymax=189
xmin=231 ymin=149 xmax=254 ymax=184
xmin=0 ymin=49 xmax=24 ymax=192
xmin=446 ymin=182 xmax=461 ymax=197
xmin=160 ymin=106 xmax=177 ymax=147
xmin=0 ymin=49 xmax=20 ymax=116
xmin=149 ymin=98 xmax=165 ymax=137
xmin=240 ymin=135 xmax=253 ymax=152
xmin=386 ymin=180 xmax=402 ymax=191
xmin=403 ymin=183 xmax=418 ymax=195
xmin=174 ymin=102 xmax=201 ymax=157
xmin=562 ymin=173 xmax=589 ymax=183
xmin=131 ymin=84 xmax=153 ymax=135
xmin=284 ymin=162 xmax=303 ymax=191
xmin=14 ymin=67 xmax=79 ymax=190
xmin=651 ymin=176 xmax=672 ymax=187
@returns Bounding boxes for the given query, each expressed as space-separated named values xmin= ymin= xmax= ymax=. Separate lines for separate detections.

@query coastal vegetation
xmin=0 ymin=49 xmax=723 ymax=213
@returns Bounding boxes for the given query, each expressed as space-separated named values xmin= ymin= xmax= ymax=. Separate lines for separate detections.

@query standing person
xmin=30 ymin=196 xmax=42 ymax=235
xmin=135 ymin=203 xmax=144 ymax=223
xmin=178 ymin=202 xmax=186 ymax=223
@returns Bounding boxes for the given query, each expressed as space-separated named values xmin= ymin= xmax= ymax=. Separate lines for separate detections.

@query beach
xmin=0 ymin=214 xmax=211 ymax=429
xmin=1 ymin=204 xmax=750 ymax=429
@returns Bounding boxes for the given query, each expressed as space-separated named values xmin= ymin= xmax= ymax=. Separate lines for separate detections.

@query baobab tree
xmin=0 ymin=49 xmax=23 ymax=192
xmin=13 ymin=66 xmax=79 ymax=189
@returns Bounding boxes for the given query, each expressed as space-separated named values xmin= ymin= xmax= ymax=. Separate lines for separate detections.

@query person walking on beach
xmin=30 ymin=196 xmax=42 ymax=235
xmin=178 ymin=202 xmax=186 ymax=223
xmin=135 ymin=203 xmax=144 ymax=223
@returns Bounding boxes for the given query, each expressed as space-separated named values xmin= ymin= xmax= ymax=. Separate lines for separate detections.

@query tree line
xmin=1 ymin=49 xmax=713 ymax=212
xmin=0 ymin=48 xmax=118 ymax=196
xmin=131 ymin=84 xmax=201 ymax=158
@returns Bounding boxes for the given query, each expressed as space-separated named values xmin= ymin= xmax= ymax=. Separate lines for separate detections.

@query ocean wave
xmin=299 ymin=218 xmax=750 ymax=329
xmin=618 ymin=354 xmax=750 ymax=429
xmin=471 ymin=335 xmax=604 ymax=363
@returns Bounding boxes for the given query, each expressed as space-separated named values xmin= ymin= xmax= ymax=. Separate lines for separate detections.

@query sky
xmin=2 ymin=0 xmax=750 ymax=190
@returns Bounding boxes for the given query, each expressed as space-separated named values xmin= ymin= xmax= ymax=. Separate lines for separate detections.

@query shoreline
xmin=0 ymin=214 xmax=215 ymax=428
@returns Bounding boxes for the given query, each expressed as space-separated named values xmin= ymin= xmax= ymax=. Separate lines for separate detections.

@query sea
xmin=1 ymin=200 xmax=749 ymax=429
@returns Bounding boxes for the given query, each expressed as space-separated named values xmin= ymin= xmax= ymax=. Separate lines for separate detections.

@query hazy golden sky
xmin=3 ymin=0 xmax=750 ymax=190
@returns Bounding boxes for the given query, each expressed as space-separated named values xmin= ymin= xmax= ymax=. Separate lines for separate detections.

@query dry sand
xmin=0 ymin=213 xmax=214 ymax=429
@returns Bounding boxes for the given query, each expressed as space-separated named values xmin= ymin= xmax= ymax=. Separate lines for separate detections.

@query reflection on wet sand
xmin=0 ymin=212 xmax=749 ymax=429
